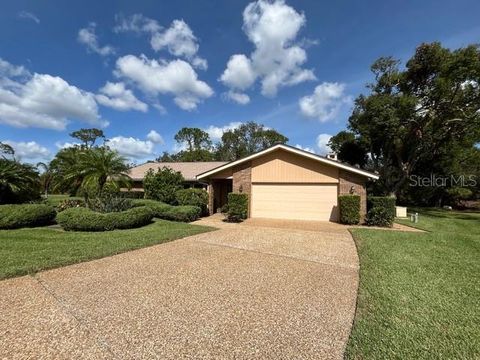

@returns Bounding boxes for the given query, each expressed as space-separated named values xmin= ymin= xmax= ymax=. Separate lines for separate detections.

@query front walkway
xmin=0 ymin=219 xmax=359 ymax=359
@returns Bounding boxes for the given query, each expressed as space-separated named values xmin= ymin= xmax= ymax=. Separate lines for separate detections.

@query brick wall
xmin=339 ymin=170 xmax=367 ymax=222
xmin=232 ymin=161 xmax=252 ymax=217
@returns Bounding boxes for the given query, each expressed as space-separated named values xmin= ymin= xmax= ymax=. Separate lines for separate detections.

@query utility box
xmin=395 ymin=206 xmax=407 ymax=218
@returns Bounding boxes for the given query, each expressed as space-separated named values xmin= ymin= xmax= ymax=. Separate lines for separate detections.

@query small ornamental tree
xmin=143 ymin=167 xmax=184 ymax=204
xmin=226 ymin=193 xmax=248 ymax=222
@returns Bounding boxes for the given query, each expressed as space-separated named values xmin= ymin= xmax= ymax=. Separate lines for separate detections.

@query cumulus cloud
xmin=115 ymin=54 xmax=213 ymax=110
xmin=299 ymin=82 xmax=352 ymax=122
xmin=18 ymin=11 xmax=40 ymax=24
xmin=113 ymin=13 xmax=161 ymax=34
xmin=295 ymin=144 xmax=315 ymax=153
xmin=3 ymin=140 xmax=50 ymax=163
xmin=114 ymin=15 xmax=206 ymax=70
xmin=95 ymin=81 xmax=147 ymax=112
xmin=146 ymin=130 xmax=164 ymax=144
xmin=0 ymin=58 xmax=30 ymax=78
xmin=0 ymin=59 xmax=107 ymax=130
xmin=316 ymin=133 xmax=332 ymax=155
xmin=220 ymin=0 xmax=315 ymax=100
xmin=205 ymin=121 xmax=243 ymax=141
xmin=224 ymin=91 xmax=250 ymax=105
xmin=106 ymin=136 xmax=156 ymax=158
xmin=78 ymin=23 xmax=115 ymax=57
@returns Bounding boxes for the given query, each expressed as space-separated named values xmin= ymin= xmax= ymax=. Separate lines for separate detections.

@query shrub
xmin=87 ymin=193 xmax=132 ymax=213
xmin=116 ymin=191 xmax=145 ymax=199
xmin=175 ymin=188 xmax=208 ymax=215
xmin=365 ymin=196 xmax=396 ymax=227
xmin=338 ymin=195 xmax=361 ymax=225
xmin=56 ymin=206 xmax=154 ymax=231
xmin=143 ymin=167 xmax=184 ymax=204
xmin=0 ymin=204 xmax=56 ymax=229
xmin=57 ymin=199 xmax=85 ymax=212
xmin=132 ymin=199 xmax=201 ymax=222
xmin=226 ymin=193 xmax=248 ymax=222
xmin=163 ymin=205 xmax=201 ymax=222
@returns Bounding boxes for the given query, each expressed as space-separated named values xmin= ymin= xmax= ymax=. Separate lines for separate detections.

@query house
xmin=127 ymin=161 xmax=227 ymax=191
xmin=197 ymin=144 xmax=379 ymax=222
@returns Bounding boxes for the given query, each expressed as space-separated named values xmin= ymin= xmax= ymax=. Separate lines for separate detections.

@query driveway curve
xmin=0 ymin=219 xmax=359 ymax=359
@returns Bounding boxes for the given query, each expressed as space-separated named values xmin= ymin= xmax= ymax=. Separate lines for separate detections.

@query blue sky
xmin=1 ymin=0 xmax=480 ymax=163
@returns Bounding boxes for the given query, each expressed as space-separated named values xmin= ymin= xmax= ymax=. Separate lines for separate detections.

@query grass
xmin=0 ymin=220 xmax=214 ymax=280
xmin=346 ymin=208 xmax=480 ymax=359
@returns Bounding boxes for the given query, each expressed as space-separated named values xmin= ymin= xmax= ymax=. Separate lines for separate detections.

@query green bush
xmin=56 ymin=206 xmax=154 ymax=231
xmin=338 ymin=195 xmax=361 ymax=225
xmin=0 ymin=204 xmax=56 ymax=229
xmin=143 ymin=167 xmax=184 ymax=204
xmin=175 ymin=188 xmax=208 ymax=215
xmin=132 ymin=199 xmax=201 ymax=222
xmin=87 ymin=193 xmax=132 ymax=213
xmin=366 ymin=196 xmax=396 ymax=227
xmin=116 ymin=191 xmax=145 ymax=199
xmin=57 ymin=199 xmax=85 ymax=212
xmin=226 ymin=193 xmax=248 ymax=222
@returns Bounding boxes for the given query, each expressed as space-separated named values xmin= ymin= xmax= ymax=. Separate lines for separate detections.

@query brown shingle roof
xmin=128 ymin=162 xmax=228 ymax=182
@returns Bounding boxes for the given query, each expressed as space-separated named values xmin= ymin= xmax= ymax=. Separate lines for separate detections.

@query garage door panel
xmin=251 ymin=184 xmax=338 ymax=221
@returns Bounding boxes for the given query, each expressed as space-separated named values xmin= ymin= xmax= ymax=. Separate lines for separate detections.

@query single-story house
xmin=197 ymin=144 xmax=379 ymax=222
xmin=127 ymin=161 xmax=227 ymax=191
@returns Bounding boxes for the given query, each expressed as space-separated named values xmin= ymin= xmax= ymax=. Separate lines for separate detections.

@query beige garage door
xmin=251 ymin=184 xmax=338 ymax=221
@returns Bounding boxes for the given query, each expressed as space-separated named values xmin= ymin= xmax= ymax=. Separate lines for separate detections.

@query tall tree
xmin=37 ymin=162 xmax=54 ymax=198
xmin=69 ymin=128 xmax=105 ymax=148
xmin=172 ymin=127 xmax=214 ymax=161
xmin=216 ymin=122 xmax=288 ymax=161
xmin=346 ymin=42 xmax=480 ymax=197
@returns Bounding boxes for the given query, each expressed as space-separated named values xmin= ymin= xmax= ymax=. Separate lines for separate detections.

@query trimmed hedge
xmin=0 ymin=204 xmax=56 ymax=229
xmin=56 ymin=206 xmax=154 ymax=231
xmin=132 ymin=199 xmax=201 ymax=222
xmin=175 ymin=188 xmax=208 ymax=215
xmin=366 ymin=196 xmax=396 ymax=227
xmin=338 ymin=195 xmax=361 ymax=225
xmin=226 ymin=193 xmax=248 ymax=222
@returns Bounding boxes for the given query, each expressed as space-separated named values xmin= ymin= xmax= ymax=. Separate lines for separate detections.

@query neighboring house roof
xmin=196 ymin=144 xmax=380 ymax=180
xmin=128 ymin=161 xmax=228 ymax=182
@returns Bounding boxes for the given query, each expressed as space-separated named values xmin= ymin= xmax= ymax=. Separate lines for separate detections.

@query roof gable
xmin=196 ymin=144 xmax=379 ymax=180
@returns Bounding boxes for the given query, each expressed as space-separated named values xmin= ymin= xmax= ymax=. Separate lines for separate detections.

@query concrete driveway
xmin=0 ymin=219 xmax=359 ymax=359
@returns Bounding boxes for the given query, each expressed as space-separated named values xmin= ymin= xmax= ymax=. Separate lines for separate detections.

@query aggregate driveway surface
xmin=0 ymin=221 xmax=359 ymax=360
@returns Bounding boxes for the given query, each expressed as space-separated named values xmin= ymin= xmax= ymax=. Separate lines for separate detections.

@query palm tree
xmin=78 ymin=146 xmax=131 ymax=192
xmin=0 ymin=159 xmax=40 ymax=204
xmin=50 ymin=146 xmax=84 ymax=196
xmin=37 ymin=162 xmax=53 ymax=198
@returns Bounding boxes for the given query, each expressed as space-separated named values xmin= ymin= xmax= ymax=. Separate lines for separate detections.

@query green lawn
xmin=346 ymin=209 xmax=480 ymax=359
xmin=0 ymin=220 xmax=214 ymax=280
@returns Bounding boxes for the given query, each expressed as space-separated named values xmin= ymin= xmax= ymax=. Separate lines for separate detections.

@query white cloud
xmin=0 ymin=60 xmax=107 ymax=130
xmin=295 ymin=144 xmax=315 ymax=153
xmin=299 ymin=82 xmax=352 ymax=122
xmin=220 ymin=0 xmax=316 ymax=99
xmin=18 ymin=11 xmax=40 ymax=24
xmin=225 ymin=91 xmax=250 ymax=105
xmin=95 ymin=81 xmax=147 ymax=112
xmin=146 ymin=130 xmax=164 ymax=144
xmin=3 ymin=140 xmax=50 ymax=163
xmin=151 ymin=19 xmax=207 ymax=70
xmin=107 ymin=136 xmax=155 ymax=159
xmin=77 ymin=23 xmax=115 ymax=57
xmin=205 ymin=121 xmax=243 ymax=141
xmin=115 ymin=15 xmax=206 ymax=70
xmin=113 ymin=14 xmax=161 ymax=34
xmin=220 ymin=54 xmax=256 ymax=90
xmin=55 ymin=141 xmax=80 ymax=149
xmin=316 ymin=133 xmax=332 ymax=155
xmin=0 ymin=58 xmax=30 ymax=78
xmin=115 ymin=54 xmax=213 ymax=110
